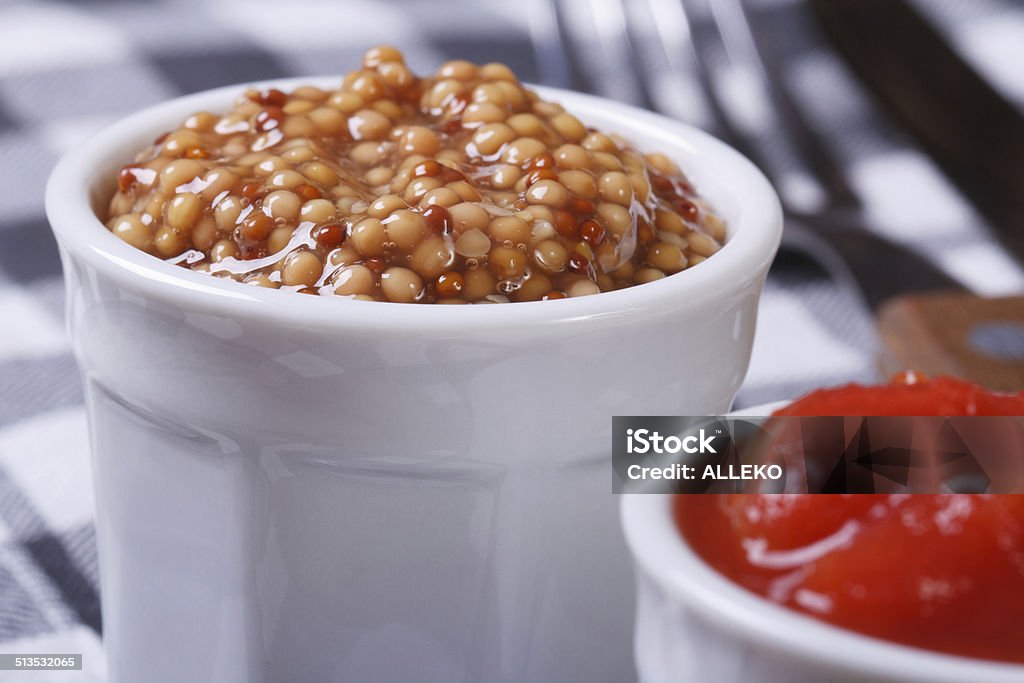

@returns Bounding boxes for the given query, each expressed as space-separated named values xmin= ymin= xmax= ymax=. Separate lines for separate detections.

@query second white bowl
xmin=622 ymin=444 xmax=1024 ymax=683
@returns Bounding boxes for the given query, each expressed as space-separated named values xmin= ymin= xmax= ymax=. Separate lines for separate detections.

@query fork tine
xmin=639 ymin=0 xmax=968 ymax=307
xmin=527 ymin=0 xmax=575 ymax=88
xmin=648 ymin=0 xmax=767 ymax=167
xmin=708 ymin=0 xmax=861 ymax=210
xmin=618 ymin=0 xmax=709 ymax=126
xmin=621 ymin=0 xmax=763 ymax=174
xmin=550 ymin=0 xmax=654 ymax=107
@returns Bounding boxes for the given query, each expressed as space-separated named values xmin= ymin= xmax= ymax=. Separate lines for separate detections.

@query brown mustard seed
xmin=240 ymin=181 xmax=264 ymax=202
xmin=313 ymin=223 xmax=346 ymax=248
xmin=567 ymin=252 xmax=589 ymax=274
xmin=436 ymin=271 xmax=464 ymax=297
xmin=570 ymin=197 xmax=595 ymax=215
xmin=525 ymin=168 xmax=558 ymax=188
xmin=117 ymin=166 xmax=138 ymax=193
xmin=421 ymin=205 xmax=452 ymax=234
xmin=295 ymin=183 xmax=322 ymax=202
xmin=363 ymin=257 xmax=386 ymax=273
xmin=250 ymin=88 xmax=288 ymax=107
xmin=439 ymin=165 xmax=465 ymax=183
xmin=255 ymin=107 xmax=284 ymax=132
xmin=413 ymin=160 xmax=442 ymax=178
xmin=530 ymin=153 xmax=556 ymax=169
xmin=675 ymin=198 xmax=700 ymax=222
xmin=580 ymin=218 xmax=605 ymax=246
xmin=553 ymin=210 xmax=579 ymax=240
xmin=240 ymin=212 xmax=273 ymax=241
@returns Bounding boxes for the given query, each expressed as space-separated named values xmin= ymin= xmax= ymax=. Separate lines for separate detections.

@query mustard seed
xmin=333 ymin=264 xmax=376 ymax=296
xmin=436 ymin=271 xmax=464 ymax=297
xmin=489 ymin=246 xmax=527 ymax=279
xmin=104 ymin=47 xmax=725 ymax=302
xmin=381 ymin=267 xmax=423 ymax=302
xmin=166 ymin=193 xmax=202 ymax=232
xmin=421 ymin=205 xmax=452 ymax=234
xmin=282 ymin=250 xmax=324 ymax=287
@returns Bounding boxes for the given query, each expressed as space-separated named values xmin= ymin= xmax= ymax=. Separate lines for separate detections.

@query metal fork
xmin=535 ymin=0 xmax=965 ymax=311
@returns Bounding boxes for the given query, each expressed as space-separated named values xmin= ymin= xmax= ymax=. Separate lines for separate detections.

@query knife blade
xmin=808 ymin=0 xmax=1024 ymax=265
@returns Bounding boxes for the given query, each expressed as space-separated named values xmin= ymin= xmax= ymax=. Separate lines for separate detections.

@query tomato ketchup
xmin=676 ymin=375 xmax=1024 ymax=663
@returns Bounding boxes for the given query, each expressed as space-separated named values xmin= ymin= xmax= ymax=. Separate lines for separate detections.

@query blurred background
xmin=0 ymin=0 xmax=1022 ymax=679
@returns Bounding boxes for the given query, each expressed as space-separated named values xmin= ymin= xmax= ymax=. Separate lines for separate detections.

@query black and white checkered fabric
xmin=0 ymin=0 xmax=1021 ymax=678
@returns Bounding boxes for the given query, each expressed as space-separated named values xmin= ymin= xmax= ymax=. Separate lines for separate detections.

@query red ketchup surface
xmin=675 ymin=374 xmax=1024 ymax=664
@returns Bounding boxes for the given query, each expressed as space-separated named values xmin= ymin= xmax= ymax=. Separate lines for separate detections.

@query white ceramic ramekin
xmin=622 ymin=492 xmax=1024 ymax=683
xmin=46 ymin=79 xmax=781 ymax=683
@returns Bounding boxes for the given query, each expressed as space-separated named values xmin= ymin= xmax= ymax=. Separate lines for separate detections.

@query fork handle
xmin=877 ymin=293 xmax=1024 ymax=391
xmin=781 ymin=226 xmax=1023 ymax=390
xmin=781 ymin=222 xmax=965 ymax=312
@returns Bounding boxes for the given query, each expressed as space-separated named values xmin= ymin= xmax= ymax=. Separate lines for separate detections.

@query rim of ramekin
xmin=45 ymin=77 xmax=781 ymax=333
xmin=621 ymin=402 xmax=1024 ymax=683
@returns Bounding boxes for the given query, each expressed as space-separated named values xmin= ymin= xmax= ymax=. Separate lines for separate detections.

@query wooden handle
xmin=876 ymin=293 xmax=1024 ymax=392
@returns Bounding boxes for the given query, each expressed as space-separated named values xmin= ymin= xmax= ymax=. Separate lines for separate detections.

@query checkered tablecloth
xmin=0 ymin=0 xmax=1021 ymax=679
